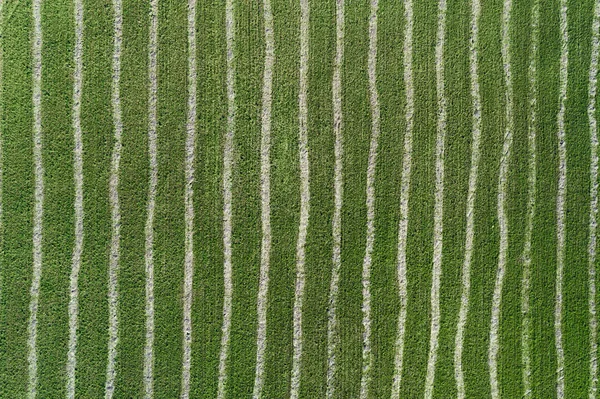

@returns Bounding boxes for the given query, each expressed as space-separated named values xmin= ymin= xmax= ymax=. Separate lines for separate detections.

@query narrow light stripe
xmin=521 ymin=0 xmax=539 ymax=397
xmin=589 ymin=2 xmax=600 ymax=398
xmin=424 ymin=0 xmax=447 ymax=396
xmin=180 ymin=0 xmax=197 ymax=397
xmin=454 ymin=0 xmax=482 ymax=396
xmin=144 ymin=0 xmax=158 ymax=396
xmin=67 ymin=0 xmax=85 ymax=397
xmin=0 ymin=0 xmax=4 ymax=309
xmin=28 ymin=0 xmax=44 ymax=396
xmin=216 ymin=0 xmax=235 ymax=395
xmin=556 ymin=0 xmax=568 ymax=396
xmin=391 ymin=0 xmax=414 ymax=396
xmin=359 ymin=1 xmax=379 ymax=397
xmin=489 ymin=0 xmax=514 ymax=396
xmin=252 ymin=0 xmax=274 ymax=396
xmin=104 ymin=0 xmax=123 ymax=396
xmin=290 ymin=0 xmax=310 ymax=396
xmin=326 ymin=0 xmax=344 ymax=397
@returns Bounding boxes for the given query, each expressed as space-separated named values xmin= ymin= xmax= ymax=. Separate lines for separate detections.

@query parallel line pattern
xmin=454 ymin=0 xmax=482 ymax=396
xmin=391 ymin=0 xmax=414 ymax=396
xmin=144 ymin=0 xmax=159 ymax=396
xmin=180 ymin=0 xmax=197 ymax=396
xmin=556 ymin=0 xmax=568 ymax=396
xmin=521 ymin=0 xmax=539 ymax=397
xmin=326 ymin=0 xmax=344 ymax=396
xmin=252 ymin=0 xmax=274 ymax=395
xmin=290 ymin=0 xmax=310 ymax=395
xmin=67 ymin=0 xmax=85 ymax=397
xmin=28 ymin=0 xmax=44 ymax=396
xmin=424 ymin=0 xmax=447 ymax=395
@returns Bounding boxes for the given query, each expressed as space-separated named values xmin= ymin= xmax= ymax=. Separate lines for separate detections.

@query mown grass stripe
xmin=521 ymin=1 xmax=539 ymax=397
xmin=489 ymin=0 xmax=514 ymax=396
xmin=424 ymin=0 xmax=447 ymax=396
xmin=252 ymin=0 xmax=274 ymax=396
xmin=144 ymin=0 xmax=158 ymax=396
xmin=589 ymin=2 xmax=600 ymax=397
xmin=105 ymin=0 xmax=123 ymax=396
xmin=556 ymin=0 xmax=568 ymax=396
xmin=359 ymin=1 xmax=380 ymax=397
xmin=290 ymin=0 xmax=310 ymax=395
xmin=390 ymin=0 xmax=413 ymax=396
xmin=181 ymin=0 xmax=197 ymax=397
xmin=327 ymin=0 xmax=344 ymax=396
xmin=217 ymin=0 xmax=235 ymax=395
xmin=454 ymin=0 xmax=482 ymax=397
xmin=67 ymin=0 xmax=84 ymax=396
xmin=28 ymin=0 xmax=44 ymax=396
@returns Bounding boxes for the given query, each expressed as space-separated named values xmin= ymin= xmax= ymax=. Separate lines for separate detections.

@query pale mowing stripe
xmin=556 ymin=0 xmax=568 ymax=396
xmin=359 ymin=1 xmax=380 ymax=397
xmin=454 ymin=0 xmax=482 ymax=396
xmin=590 ymin=1 xmax=600 ymax=397
xmin=180 ymin=0 xmax=197 ymax=396
xmin=489 ymin=0 xmax=514 ymax=396
xmin=217 ymin=0 xmax=236 ymax=395
xmin=144 ymin=0 xmax=159 ymax=396
xmin=326 ymin=0 xmax=344 ymax=396
xmin=252 ymin=0 xmax=274 ymax=396
xmin=391 ymin=0 xmax=414 ymax=396
xmin=28 ymin=0 xmax=44 ymax=396
xmin=105 ymin=0 xmax=123 ymax=396
xmin=67 ymin=0 xmax=85 ymax=397
xmin=521 ymin=0 xmax=538 ymax=397
xmin=0 ymin=0 xmax=4 ymax=310
xmin=424 ymin=0 xmax=447 ymax=396
xmin=290 ymin=0 xmax=310 ymax=396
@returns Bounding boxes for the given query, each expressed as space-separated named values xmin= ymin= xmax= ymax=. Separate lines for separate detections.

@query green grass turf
xmin=1 ymin=0 xmax=599 ymax=397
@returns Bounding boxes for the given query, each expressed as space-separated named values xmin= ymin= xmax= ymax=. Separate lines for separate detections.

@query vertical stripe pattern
xmin=556 ymin=0 xmax=568 ymax=396
xmin=28 ymin=0 xmax=44 ymax=396
xmin=67 ymin=0 xmax=84 ymax=397
xmin=590 ymin=1 xmax=600 ymax=397
xmin=144 ymin=0 xmax=159 ymax=396
xmin=454 ymin=0 xmax=482 ymax=396
xmin=327 ymin=0 xmax=344 ymax=396
xmin=424 ymin=0 xmax=447 ymax=396
xmin=252 ymin=0 xmax=274 ymax=396
xmin=391 ymin=0 xmax=414 ymax=396
xmin=180 ymin=0 xmax=197 ymax=397
xmin=290 ymin=0 xmax=310 ymax=395
xmin=217 ymin=0 xmax=236 ymax=395
xmin=521 ymin=0 xmax=539 ymax=397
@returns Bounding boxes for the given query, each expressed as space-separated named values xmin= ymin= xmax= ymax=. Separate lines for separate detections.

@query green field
xmin=0 ymin=0 xmax=599 ymax=398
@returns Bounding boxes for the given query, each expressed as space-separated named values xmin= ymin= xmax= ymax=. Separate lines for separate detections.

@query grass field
xmin=0 ymin=0 xmax=599 ymax=398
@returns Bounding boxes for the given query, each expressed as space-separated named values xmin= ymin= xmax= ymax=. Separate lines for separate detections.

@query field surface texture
xmin=0 ymin=0 xmax=598 ymax=398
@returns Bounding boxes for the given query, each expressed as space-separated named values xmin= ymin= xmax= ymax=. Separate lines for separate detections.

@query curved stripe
xmin=252 ymin=0 xmax=274 ymax=396
xmin=326 ymin=0 xmax=344 ymax=396
xmin=424 ymin=0 xmax=447 ymax=396
xmin=217 ymin=0 xmax=236 ymax=395
xmin=489 ymin=0 xmax=514 ymax=396
xmin=290 ymin=0 xmax=310 ymax=396
xmin=521 ymin=1 xmax=539 ymax=397
xmin=104 ymin=0 xmax=123 ymax=396
xmin=359 ymin=1 xmax=380 ymax=397
xmin=590 ymin=1 xmax=600 ymax=398
xmin=180 ymin=0 xmax=197 ymax=396
xmin=144 ymin=1 xmax=159 ymax=396
xmin=556 ymin=0 xmax=568 ymax=396
xmin=28 ymin=0 xmax=44 ymax=396
xmin=67 ymin=0 xmax=85 ymax=397
xmin=454 ymin=0 xmax=482 ymax=396
xmin=390 ymin=0 xmax=414 ymax=396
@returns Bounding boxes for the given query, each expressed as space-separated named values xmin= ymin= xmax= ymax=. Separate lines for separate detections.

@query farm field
xmin=0 ymin=0 xmax=599 ymax=398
